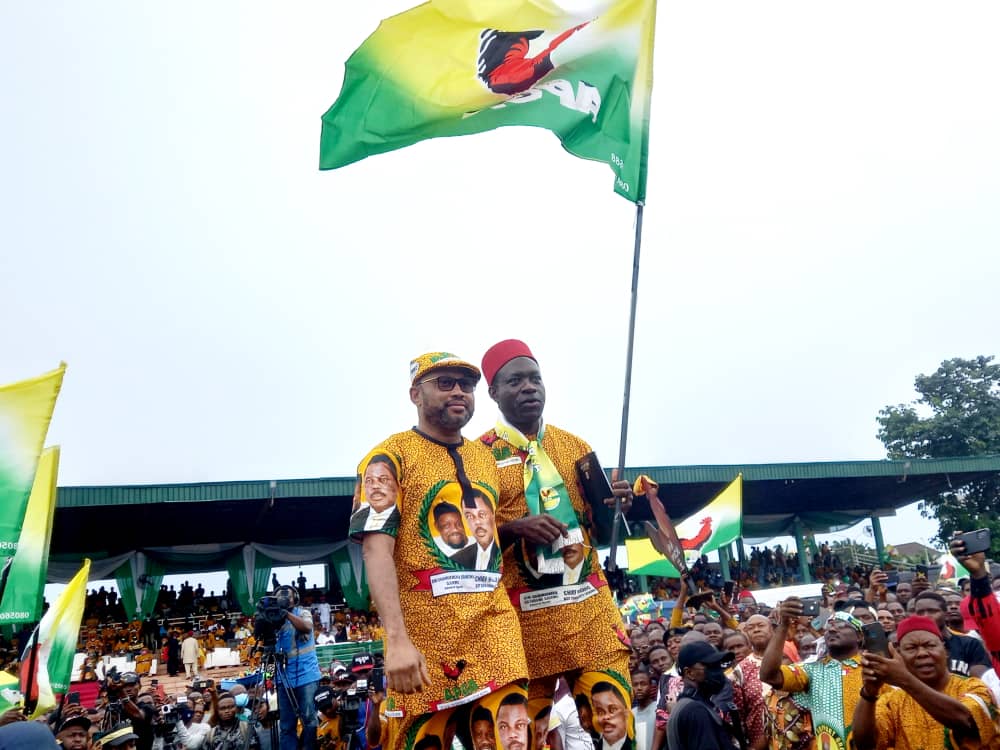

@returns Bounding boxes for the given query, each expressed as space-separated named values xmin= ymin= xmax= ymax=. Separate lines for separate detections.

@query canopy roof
xmin=50 ymin=455 xmax=1000 ymax=577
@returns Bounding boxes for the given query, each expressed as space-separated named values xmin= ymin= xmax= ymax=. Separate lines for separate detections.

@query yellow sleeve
xmin=779 ymin=664 xmax=810 ymax=694
xmin=873 ymin=690 xmax=897 ymax=750
xmin=670 ymin=600 xmax=685 ymax=628
xmin=957 ymin=679 xmax=998 ymax=750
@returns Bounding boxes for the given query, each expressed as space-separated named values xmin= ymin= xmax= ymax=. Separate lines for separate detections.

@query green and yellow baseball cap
xmin=409 ymin=352 xmax=481 ymax=385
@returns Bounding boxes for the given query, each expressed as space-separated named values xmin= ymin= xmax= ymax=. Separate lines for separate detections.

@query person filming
xmin=272 ymin=584 xmax=321 ymax=749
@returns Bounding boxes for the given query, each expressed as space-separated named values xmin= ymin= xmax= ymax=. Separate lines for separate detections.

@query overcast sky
xmin=4 ymin=1 xmax=999 ymax=557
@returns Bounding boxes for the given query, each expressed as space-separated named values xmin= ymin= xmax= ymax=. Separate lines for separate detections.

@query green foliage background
xmin=877 ymin=356 xmax=1000 ymax=548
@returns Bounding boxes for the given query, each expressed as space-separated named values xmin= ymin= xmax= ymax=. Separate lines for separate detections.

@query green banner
xmin=0 ymin=365 xmax=64 ymax=605
xmin=226 ymin=548 xmax=274 ymax=615
xmin=0 ymin=447 xmax=59 ymax=623
xmin=114 ymin=554 xmax=166 ymax=621
xmin=331 ymin=544 xmax=369 ymax=612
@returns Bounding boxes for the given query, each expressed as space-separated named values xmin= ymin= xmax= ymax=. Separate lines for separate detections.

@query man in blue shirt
xmin=274 ymin=584 xmax=322 ymax=750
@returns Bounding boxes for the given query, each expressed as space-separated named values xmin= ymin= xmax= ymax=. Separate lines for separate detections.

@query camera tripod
xmin=242 ymin=644 xmax=302 ymax=750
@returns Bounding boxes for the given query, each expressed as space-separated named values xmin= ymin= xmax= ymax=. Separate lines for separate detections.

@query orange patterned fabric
xmin=875 ymin=674 xmax=999 ymax=750
xmin=480 ymin=423 xmax=630 ymax=680
xmin=350 ymin=428 xmax=528 ymax=720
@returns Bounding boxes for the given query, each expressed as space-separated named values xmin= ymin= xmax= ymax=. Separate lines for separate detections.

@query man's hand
xmin=385 ymin=637 xmax=431 ymax=694
xmin=503 ymin=516 xmax=569 ymax=545
xmin=0 ymin=707 xmax=25 ymax=726
xmin=950 ymin=533 xmax=988 ymax=579
xmin=605 ymin=469 xmax=633 ymax=514
xmin=778 ymin=597 xmax=803 ymax=626
xmin=861 ymin=643 xmax=909 ymax=690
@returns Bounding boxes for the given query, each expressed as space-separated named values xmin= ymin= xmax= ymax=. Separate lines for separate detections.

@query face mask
xmin=235 ymin=694 xmax=249 ymax=708
xmin=701 ymin=666 xmax=727 ymax=695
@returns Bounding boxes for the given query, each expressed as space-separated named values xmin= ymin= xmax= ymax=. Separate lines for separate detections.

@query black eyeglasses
xmin=420 ymin=375 xmax=477 ymax=393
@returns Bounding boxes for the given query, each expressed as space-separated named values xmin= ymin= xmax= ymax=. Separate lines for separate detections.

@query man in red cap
xmin=349 ymin=352 xmax=528 ymax=750
xmin=853 ymin=615 xmax=997 ymax=750
xmin=478 ymin=339 xmax=634 ymax=747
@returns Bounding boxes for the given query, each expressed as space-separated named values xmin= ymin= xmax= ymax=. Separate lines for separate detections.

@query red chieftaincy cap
xmin=895 ymin=615 xmax=942 ymax=642
xmin=481 ymin=339 xmax=536 ymax=386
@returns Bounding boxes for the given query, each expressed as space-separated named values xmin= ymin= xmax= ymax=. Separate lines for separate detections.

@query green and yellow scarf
xmin=495 ymin=417 xmax=582 ymax=574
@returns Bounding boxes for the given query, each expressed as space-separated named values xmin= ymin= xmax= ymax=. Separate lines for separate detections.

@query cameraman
xmin=315 ymin=687 xmax=342 ymax=750
xmin=110 ymin=671 xmax=156 ymax=750
xmin=273 ymin=585 xmax=321 ymax=750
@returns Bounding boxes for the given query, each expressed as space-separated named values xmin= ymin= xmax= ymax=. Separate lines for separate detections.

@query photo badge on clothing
xmin=572 ymin=670 xmax=635 ymax=750
xmin=350 ymin=450 xmax=404 ymax=538
xmin=397 ymin=682 xmax=529 ymax=750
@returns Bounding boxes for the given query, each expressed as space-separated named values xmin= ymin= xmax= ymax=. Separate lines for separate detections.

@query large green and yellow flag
xmin=320 ymin=0 xmax=657 ymax=202
xmin=20 ymin=559 xmax=90 ymax=717
xmin=0 ymin=365 xmax=65 ymax=587
xmin=627 ymin=475 xmax=743 ymax=576
xmin=0 ymin=447 xmax=60 ymax=623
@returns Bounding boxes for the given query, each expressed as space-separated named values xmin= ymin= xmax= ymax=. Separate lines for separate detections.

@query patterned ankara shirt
xmin=779 ymin=655 xmax=869 ymax=750
xmin=875 ymin=673 xmax=999 ymax=750
xmin=731 ymin=652 xmax=770 ymax=748
xmin=479 ymin=423 xmax=630 ymax=679
xmin=349 ymin=428 xmax=528 ymax=718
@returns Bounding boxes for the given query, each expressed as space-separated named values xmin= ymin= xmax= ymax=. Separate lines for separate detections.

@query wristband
xmin=859 ymin=689 xmax=877 ymax=703
xmin=970 ymin=576 xmax=991 ymax=599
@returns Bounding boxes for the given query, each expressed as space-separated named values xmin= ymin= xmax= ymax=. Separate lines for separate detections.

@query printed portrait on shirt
xmin=574 ymin=671 xmax=635 ymax=750
xmin=403 ymin=684 xmax=527 ymax=750
xmin=349 ymin=450 xmax=403 ymax=538
xmin=423 ymin=482 xmax=501 ymax=573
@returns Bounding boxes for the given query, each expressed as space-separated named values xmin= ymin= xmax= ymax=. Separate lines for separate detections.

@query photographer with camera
xmin=315 ymin=685 xmax=344 ymax=750
xmin=105 ymin=671 xmax=156 ymax=750
xmin=268 ymin=584 xmax=321 ymax=750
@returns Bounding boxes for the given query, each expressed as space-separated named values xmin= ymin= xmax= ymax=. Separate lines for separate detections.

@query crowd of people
xmin=2 ymin=341 xmax=998 ymax=750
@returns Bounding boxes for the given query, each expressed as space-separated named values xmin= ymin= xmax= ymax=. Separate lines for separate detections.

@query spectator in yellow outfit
xmin=853 ymin=615 xmax=998 ymax=750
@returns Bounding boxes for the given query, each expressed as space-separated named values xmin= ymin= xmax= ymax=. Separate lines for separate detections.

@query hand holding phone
xmin=955 ymin=528 xmax=992 ymax=556
xmin=800 ymin=597 xmax=821 ymax=617
xmin=862 ymin=622 xmax=890 ymax=657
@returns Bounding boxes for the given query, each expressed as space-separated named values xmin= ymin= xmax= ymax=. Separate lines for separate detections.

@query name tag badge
xmin=496 ymin=456 xmax=523 ymax=468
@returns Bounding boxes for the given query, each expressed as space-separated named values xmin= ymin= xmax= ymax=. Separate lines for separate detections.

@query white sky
xmin=5 ymin=0 xmax=1000 ymax=576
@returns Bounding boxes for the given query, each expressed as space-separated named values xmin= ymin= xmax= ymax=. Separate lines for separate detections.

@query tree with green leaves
xmin=877 ymin=355 xmax=1000 ymax=546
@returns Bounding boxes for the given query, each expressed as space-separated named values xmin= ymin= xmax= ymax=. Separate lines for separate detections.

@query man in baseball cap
xmin=56 ymin=712 xmax=92 ymax=750
xmin=351 ymin=653 xmax=374 ymax=673
xmin=408 ymin=352 xmax=481 ymax=387
xmin=667 ymin=642 xmax=736 ymax=750
xmin=347 ymin=350 xmax=528 ymax=750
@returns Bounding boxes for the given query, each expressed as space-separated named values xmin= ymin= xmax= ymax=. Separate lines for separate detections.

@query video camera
xmin=254 ymin=587 xmax=297 ymax=646
xmin=154 ymin=703 xmax=181 ymax=747
xmin=316 ymin=681 xmax=363 ymax=734
xmin=253 ymin=596 xmax=289 ymax=645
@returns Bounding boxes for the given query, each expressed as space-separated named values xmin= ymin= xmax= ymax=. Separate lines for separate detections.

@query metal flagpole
xmin=608 ymin=201 xmax=645 ymax=571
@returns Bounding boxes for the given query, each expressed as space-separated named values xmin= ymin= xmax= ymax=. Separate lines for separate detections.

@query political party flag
xmin=935 ymin=553 xmax=970 ymax=584
xmin=20 ymin=558 xmax=90 ymax=717
xmin=0 ymin=364 xmax=65 ymax=557
xmin=0 ymin=670 xmax=20 ymax=714
xmin=627 ymin=475 xmax=742 ymax=576
xmin=320 ymin=0 xmax=657 ymax=202
xmin=0 ymin=447 xmax=60 ymax=623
